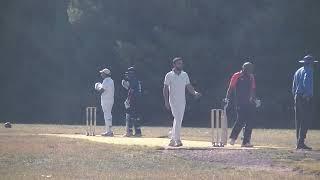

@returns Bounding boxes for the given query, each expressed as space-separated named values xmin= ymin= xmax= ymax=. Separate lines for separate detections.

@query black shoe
xmin=168 ymin=140 xmax=176 ymax=147
xmin=134 ymin=129 xmax=142 ymax=137
xmin=176 ymin=140 xmax=183 ymax=147
xmin=296 ymin=144 xmax=302 ymax=150
xmin=133 ymin=133 xmax=142 ymax=137
xmin=301 ymin=144 xmax=312 ymax=150
xmin=241 ymin=143 xmax=254 ymax=148
xmin=296 ymin=144 xmax=312 ymax=150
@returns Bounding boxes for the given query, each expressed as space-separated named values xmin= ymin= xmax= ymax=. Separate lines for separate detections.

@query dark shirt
xmin=128 ymin=76 xmax=142 ymax=103
xmin=292 ymin=66 xmax=313 ymax=97
xmin=228 ymin=71 xmax=256 ymax=105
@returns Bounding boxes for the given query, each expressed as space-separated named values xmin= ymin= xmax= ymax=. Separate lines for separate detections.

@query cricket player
xmin=95 ymin=68 xmax=114 ymax=137
xmin=122 ymin=67 xmax=143 ymax=137
xmin=292 ymin=55 xmax=318 ymax=150
xmin=163 ymin=57 xmax=201 ymax=147
xmin=226 ymin=62 xmax=257 ymax=147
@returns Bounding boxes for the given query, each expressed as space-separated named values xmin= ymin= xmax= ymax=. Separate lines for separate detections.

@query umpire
xmin=292 ymin=55 xmax=318 ymax=150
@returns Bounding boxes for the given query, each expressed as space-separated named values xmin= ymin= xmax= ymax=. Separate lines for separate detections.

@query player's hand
xmin=222 ymin=98 xmax=229 ymax=107
xmin=124 ymin=99 xmax=130 ymax=109
xmin=165 ymin=102 xmax=170 ymax=110
xmin=255 ymin=99 xmax=261 ymax=108
xmin=223 ymin=98 xmax=230 ymax=103
xmin=95 ymin=83 xmax=102 ymax=91
xmin=194 ymin=92 xmax=202 ymax=99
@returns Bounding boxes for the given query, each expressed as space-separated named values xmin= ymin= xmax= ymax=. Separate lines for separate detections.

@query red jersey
xmin=227 ymin=71 xmax=256 ymax=104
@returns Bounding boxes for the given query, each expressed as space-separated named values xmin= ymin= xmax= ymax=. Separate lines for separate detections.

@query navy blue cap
xmin=127 ymin=67 xmax=136 ymax=72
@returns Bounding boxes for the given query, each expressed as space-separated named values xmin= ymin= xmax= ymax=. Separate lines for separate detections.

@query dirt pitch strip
xmin=42 ymin=133 xmax=288 ymax=150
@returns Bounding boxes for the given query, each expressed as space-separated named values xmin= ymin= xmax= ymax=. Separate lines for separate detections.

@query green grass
xmin=0 ymin=124 xmax=319 ymax=179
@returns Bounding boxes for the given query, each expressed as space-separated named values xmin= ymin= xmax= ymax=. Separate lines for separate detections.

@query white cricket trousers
xmin=170 ymin=103 xmax=186 ymax=141
xmin=101 ymin=100 xmax=114 ymax=133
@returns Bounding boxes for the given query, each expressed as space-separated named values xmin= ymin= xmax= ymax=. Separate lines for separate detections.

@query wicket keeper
xmin=122 ymin=67 xmax=143 ymax=137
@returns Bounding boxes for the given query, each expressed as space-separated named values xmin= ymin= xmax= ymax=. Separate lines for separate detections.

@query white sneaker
xmin=123 ymin=131 xmax=133 ymax=137
xmin=101 ymin=132 xmax=114 ymax=137
xmin=229 ymin=138 xmax=236 ymax=146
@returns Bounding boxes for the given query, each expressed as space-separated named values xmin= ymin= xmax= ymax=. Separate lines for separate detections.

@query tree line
xmin=0 ymin=0 xmax=319 ymax=128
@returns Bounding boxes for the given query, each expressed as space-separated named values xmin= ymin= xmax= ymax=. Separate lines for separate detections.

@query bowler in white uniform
xmin=163 ymin=57 xmax=201 ymax=147
xmin=95 ymin=68 xmax=115 ymax=137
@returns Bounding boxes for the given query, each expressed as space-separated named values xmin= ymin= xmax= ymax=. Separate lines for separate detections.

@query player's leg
xmin=123 ymin=112 xmax=133 ymax=137
xmin=297 ymin=98 xmax=312 ymax=150
xmin=242 ymin=105 xmax=254 ymax=147
xmin=133 ymin=99 xmax=142 ymax=137
xmin=133 ymin=116 xmax=142 ymax=137
xmin=295 ymin=96 xmax=304 ymax=148
xmin=229 ymin=106 xmax=245 ymax=145
xmin=101 ymin=101 xmax=114 ymax=137
xmin=166 ymin=109 xmax=174 ymax=138
xmin=170 ymin=104 xmax=185 ymax=147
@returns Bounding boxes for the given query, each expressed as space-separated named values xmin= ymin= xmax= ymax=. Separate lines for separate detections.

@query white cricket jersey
xmin=164 ymin=70 xmax=190 ymax=106
xmin=101 ymin=77 xmax=114 ymax=101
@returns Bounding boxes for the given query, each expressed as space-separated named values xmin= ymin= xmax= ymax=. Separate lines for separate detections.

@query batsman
xmin=225 ymin=62 xmax=258 ymax=147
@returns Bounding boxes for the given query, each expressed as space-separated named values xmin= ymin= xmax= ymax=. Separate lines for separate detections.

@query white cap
xmin=99 ymin=68 xmax=111 ymax=75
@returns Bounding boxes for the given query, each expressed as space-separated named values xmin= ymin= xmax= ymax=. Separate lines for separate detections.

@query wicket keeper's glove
xmin=124 ymin=99 xmax=130 ymax=109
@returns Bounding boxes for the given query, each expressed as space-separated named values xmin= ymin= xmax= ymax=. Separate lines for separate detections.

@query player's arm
xmin=163 ymin=74 xmax=171 ymax=110
xmin=303 ymin=71 xmax=313 ymax=98
xmin=185 ymin=73 xmax=201 ymax=97
xmin=97 ymin=88 xmax=105 ymax=94
xmin=226 ymin=73 xmax=238 ymax=100
xmin=250 ymin=75 xmax=257 ymax=101
xmin=292 ymin=73 xmax=297 ymax=97
xmin=122 ymin=80 xmax=130 ymax=90
xmin=127 ymin=89 xmax=134 ymax=102
xmin=163 ymin=85 xmax=170 ymax=110
xmin=186 ymin=84 xmax=201 ymax=97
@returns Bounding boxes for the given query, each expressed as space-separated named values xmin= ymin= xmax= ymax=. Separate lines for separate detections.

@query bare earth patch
xmin=163 ymin=149 xmax=291 ymax=173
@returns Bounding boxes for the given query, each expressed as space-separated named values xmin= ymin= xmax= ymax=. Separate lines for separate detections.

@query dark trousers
xmin=230 ymin=104 xmax=254 ymax=144
xmin=295 ymin=95 xmax=313 ymax=144
xmin=125 ymin=99 xmax=142 ymax=134
xmin=125 ymin=113 xmax=141 ymax=133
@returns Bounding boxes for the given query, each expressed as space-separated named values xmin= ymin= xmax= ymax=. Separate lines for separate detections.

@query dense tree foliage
xmin=0 ymin=0 xmax=319 ymax=128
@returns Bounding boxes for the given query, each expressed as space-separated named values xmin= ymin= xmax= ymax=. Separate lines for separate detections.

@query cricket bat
xmin=221 ymin=102 xmax=229 ymax=145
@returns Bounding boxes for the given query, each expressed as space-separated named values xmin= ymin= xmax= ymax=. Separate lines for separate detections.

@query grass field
xmin=0 ymin=124 xmax=320 ymax=180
